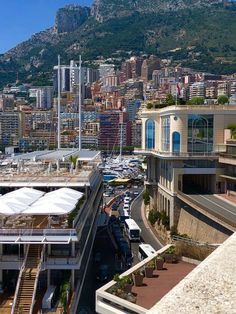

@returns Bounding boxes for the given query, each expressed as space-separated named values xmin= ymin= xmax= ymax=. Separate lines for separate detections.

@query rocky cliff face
xmin=91 ymin=0 xmax=224 ymax=21
xmin=55 ymin=5 xmax=90 ymax=33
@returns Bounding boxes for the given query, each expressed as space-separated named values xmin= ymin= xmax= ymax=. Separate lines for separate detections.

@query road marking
xmin=189 ymin=194 xmax=236 ymax=217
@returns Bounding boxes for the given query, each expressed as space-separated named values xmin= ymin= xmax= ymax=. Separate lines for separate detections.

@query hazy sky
xmin=0 ymin=0 xmax=92 ymax=54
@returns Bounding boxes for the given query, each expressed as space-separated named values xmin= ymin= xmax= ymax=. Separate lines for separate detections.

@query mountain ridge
xmin=0 ymin=0 xmax=236 ymax=87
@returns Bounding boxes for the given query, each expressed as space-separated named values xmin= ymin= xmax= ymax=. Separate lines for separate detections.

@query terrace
xmin=0 ymin=187 xmax=84 ymax=244
xmin=96 ymin=245 xmax=197 ymax=314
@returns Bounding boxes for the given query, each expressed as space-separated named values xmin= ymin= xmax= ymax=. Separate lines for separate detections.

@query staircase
xmin=12 ymin=244 xmax=43 ymax=314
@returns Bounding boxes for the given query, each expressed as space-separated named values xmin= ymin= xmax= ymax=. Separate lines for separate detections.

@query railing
xmin=29 ymin=244 xmax=45 ymax=314
xmin=143 ymin=104 xmax=236 ymax=112
xmin=0 ymin=228 xmax=77 ymax=237
xmin=134 ymin=148 xmax=221 ymax=158
xmin=11 ymin=244 xmax=30 ymax=314
xmin=171 ymin=235 xmax=220 ymax=248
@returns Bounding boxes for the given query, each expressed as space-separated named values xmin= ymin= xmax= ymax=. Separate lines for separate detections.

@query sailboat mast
xmin=119 ymin=117 xmax=123 ymax=162
xmin=57 ymin=55 xmax=61 ymax=150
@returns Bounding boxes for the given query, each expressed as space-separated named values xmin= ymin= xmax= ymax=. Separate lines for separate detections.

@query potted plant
xmin=163 ymin=246 xmax=177 ymax=263
xmin=122 ymin=276 xmax=133 ymax=293
xmin=144 ymin=260 xmax=155 ymax=278
xmin=113 ymin=274 xmax=133 ymax=293
xmin=155 ymin=255 xmax=164 ymax=270
xmin=132 ymin=269 xmax=144 ymax=286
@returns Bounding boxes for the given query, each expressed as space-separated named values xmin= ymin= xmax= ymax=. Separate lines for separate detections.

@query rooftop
xmin=0 ymin=149 xmax=101 ymax=187
xmin=8 ymin=149 xmax=100 ymax=162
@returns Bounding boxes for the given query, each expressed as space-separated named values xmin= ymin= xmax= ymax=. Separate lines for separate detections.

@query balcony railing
xmin=135 ymin=148 xmax=220 ymax=158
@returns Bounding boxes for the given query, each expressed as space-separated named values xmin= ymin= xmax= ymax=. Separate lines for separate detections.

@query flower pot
xmin=132 ymin=273 xmax=144 ymax=286
xmin=164 ymin=253 xmax=177 ymax=263
xmin=156 ymin=259 xmax=164 ymax=270
xmin=124 ymin=283 xmax=133 ymax=293
xmin=145 ymin=266 xmax=154 ymax=278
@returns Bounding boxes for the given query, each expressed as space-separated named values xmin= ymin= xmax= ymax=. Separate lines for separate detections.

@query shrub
xmin=148 ymin=209 xmax=160 ymax=225
xmin=143 ymin=189 xmax=150 ymax=205
xmin=146 ymin=102 xmax=153 ymax=109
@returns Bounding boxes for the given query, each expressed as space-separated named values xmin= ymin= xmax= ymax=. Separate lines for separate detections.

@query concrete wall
xmin=177 ymin=205 xmax=232 ymax=243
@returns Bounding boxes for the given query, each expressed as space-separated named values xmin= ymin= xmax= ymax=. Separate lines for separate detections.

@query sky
xmin=0 ymin=0 xmax=92 ymax=54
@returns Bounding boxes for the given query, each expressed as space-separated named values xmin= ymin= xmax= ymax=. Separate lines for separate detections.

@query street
xmin=78 ymin=184 xmax=162 ymax=313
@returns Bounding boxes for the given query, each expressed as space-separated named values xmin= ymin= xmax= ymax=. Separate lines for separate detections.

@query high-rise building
xmin=36 ymin=87 xmax=53 ymax=109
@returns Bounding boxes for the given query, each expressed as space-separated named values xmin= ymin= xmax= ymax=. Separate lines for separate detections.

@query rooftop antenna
xmin=78 ymin=55 xmax=82 ymax=151
xmin=57 ymin=55 xmax=61 ymax=150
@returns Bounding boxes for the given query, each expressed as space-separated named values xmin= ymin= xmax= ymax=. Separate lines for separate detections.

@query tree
xmin=146 ymin=102 xmax=153 ymax=109
xmin=188 ymin=96 xmax=204 ymax=105
xmin=217 ymin=94 xmax=229 ymax=105
xmin=165 ymin=94 xmax=175 ymax=106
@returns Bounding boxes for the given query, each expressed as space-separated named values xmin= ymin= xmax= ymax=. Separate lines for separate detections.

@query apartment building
xmin=135 ymin=104 xmax=236 ymax=227
xmin=0 ymin=149 xmax=103 ymax=313
xmin=0 ymin=112 xmax=24 ymax=147
xmin=189 ymin=82 xmax=205 ymax=99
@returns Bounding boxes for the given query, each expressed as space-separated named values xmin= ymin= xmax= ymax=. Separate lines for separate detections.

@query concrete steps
xmin=13 ymin=244 xmax=42 ymax=314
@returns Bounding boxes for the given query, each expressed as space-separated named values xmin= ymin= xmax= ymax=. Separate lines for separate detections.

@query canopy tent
xmin=1 ymin=187 xmax=44 ymax=206
xmin=0 ymin=200 xmax=28 ymax=215
xmin=23 ymin=203 xmax=74 ymax=215
xmin=0 ymin=187 xmax=83 ymax=216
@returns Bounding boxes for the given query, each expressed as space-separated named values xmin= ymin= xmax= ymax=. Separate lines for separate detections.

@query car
xmin=133 ymin=191 xmax=139 ymax=196
xmin=96 ymin=264 xmax=109 ymax=282
xmin=103 ymin=192 xmax=111 ymax=197
xmin=133 ymin=185 xmax=138 ymax=189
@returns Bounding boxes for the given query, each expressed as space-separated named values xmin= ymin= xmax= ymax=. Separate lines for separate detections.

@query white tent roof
xmin=0 ymin=200 xmax=28 ymax=215
xmin=0 ymin=188 xmax=83 ymax=216
xmin=1 ymin=187 xmax=44 ymax=206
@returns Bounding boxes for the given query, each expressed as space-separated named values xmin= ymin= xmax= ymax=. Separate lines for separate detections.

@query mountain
xmin=0 ymin=0 xmax=236 ymax=88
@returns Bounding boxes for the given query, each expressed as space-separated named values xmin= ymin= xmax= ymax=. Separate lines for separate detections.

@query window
xmin=188 ymin=114 xmax=214 ymax=153
xmin=161 ymin=116 xmax=170 ymax=151
xmin=145 ymin=119 xmax=155 ymax=149
xmin=172 ymin=132 xmax=180 ymax=153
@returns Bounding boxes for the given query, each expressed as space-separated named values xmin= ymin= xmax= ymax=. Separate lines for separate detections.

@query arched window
xmin=145 ymin=119 xmax=155 ymax=149
xmin=172 ymin=132 xmax=180 ymax=153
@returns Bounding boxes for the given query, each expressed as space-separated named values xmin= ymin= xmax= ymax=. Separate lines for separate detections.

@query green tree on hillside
xmin=217 ymin=95 xmax=229 ymax=105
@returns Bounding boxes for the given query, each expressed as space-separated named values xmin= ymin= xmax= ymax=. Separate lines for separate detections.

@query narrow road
xmin=131 ymin=193 xmax=163 ymax=251
xmin=185 ymin=193 xmax=236 ymax=227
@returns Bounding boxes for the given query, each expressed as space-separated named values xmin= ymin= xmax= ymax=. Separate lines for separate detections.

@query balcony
xmin=219 ymin=153 xmax=236 ymax=166
xmin=135 ymin=148 xmax=220 ymax=160
xmin=96 ymin=245 xmax=197 ymax=314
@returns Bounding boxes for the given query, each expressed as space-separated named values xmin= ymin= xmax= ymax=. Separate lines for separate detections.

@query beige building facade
xmin=136 ymin=105 xmax=236 ymax=227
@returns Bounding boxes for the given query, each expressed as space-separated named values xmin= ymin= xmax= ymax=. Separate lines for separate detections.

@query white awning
xmin=0 ymin=187 xmax=83 ymax=216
